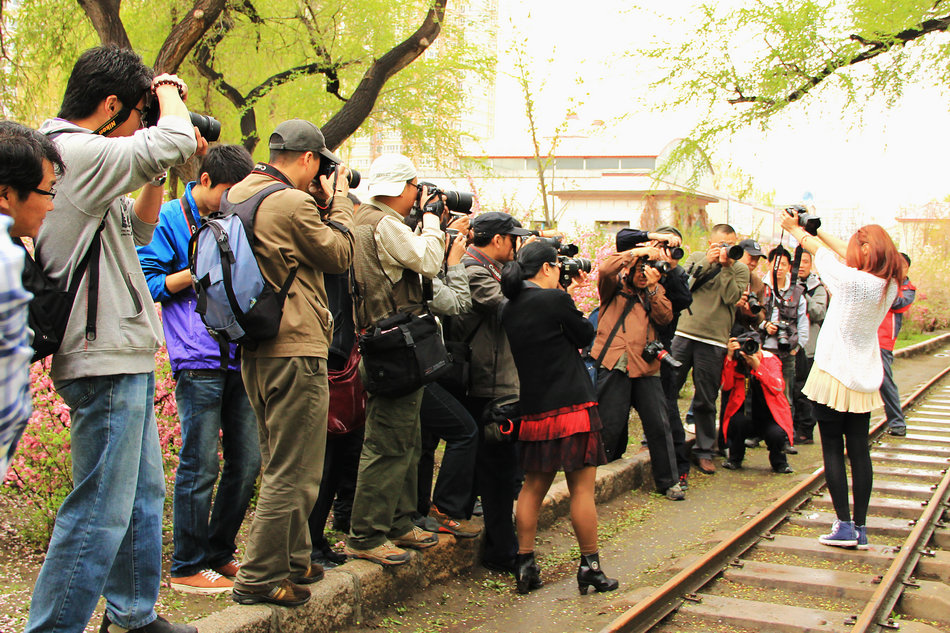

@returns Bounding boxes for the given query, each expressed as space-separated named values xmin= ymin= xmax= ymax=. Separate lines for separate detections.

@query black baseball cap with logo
xmin=738 ymin=238 xmax=764 ymax=257
xmin=471 ymin=212 xmax=532 ymax=239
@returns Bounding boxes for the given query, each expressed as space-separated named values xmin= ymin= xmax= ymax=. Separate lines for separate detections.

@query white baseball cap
xmin=367 ymin=154 xmax=417 ymax=198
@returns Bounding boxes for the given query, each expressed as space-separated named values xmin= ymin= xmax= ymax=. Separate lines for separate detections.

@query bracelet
xmin=153 ymin=79 xmax=185 ymax=99
xmin=149 ymin=172 xmax=167 ymax=186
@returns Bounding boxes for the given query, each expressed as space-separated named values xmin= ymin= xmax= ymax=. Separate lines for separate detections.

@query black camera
xmin=662 ymin=245 xmax=685 ymax=260
xmin=419 ymin=182 xmax=474 ymax=216
xmin=746 ymin=293 xmax=764 ymax=315
xmin=720 ymin=242 xmax=745 ymax=260
xmin=319 ymin=156 xmax=360 ymax=189
xmin=786 ymin=204 xmax=821 ymax=236
xmin=141 ymin=103 xmax=221 ymax=143
xmin=775 ymin=321 xmax=794 ymax=351
xmin=539 ymin=237 xmax=591 ymax=288
xmin=735 ymin=331 xmax=761 ymax=356
xmin=645 ymin=260 xmax=672 ymax=275
xmin=642 ymin=340 xmax=682 ymax=369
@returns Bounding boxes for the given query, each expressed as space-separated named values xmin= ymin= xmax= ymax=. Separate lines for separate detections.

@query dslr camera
xmin=775 ymin=321 xmax=794 ymax=351
xmin=745 ymin=292 xmax=764 ymax=315
xmin=719 ymin=242 xmax=745 ymax=260
xmin=538 ymin=237 xmax=593 ymax=289
xmin=141 ymin=102 xmax=221 ymax=142
xmin=786 ymin=204 xmax=821 ymax=236
xmin=641 ymin=340 xmax=682 ymax=369
xmin=419 ymin=182 xmax=474 ymax=216
xmin=319 ymin=155 xmax=360 ymax=189
xmin=735 ymin=330 xmax=761 ymax=356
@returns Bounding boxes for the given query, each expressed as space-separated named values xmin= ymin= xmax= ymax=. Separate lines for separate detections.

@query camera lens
xmin=668 ymin=246 xmax=684 ymax=260
xmin=445 ymin=191 xmax=473 ymax=214
xmin=189 ymin=112 xmax=221 ymax=142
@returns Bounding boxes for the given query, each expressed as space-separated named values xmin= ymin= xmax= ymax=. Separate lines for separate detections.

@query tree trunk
xmin=77 ymin=0 xmax=131 ymax=48
xmin=320 ymin=0 xmax=447 ymax=150
xmin=153 ymin=0 xmax=227 ymax=73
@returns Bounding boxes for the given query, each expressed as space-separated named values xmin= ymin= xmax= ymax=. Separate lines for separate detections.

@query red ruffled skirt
xmin=519 ymin=402 xmax=607 ymax=473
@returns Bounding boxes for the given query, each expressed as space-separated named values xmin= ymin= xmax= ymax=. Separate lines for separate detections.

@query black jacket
xmin=656 ymin=264 xmax=692 ymax=346
xmin=501 ymin=283 xmax=595 ymax=415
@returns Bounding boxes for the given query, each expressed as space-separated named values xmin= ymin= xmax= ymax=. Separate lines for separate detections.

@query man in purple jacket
xmin=137 ymin=145 xmax=259 ymax=593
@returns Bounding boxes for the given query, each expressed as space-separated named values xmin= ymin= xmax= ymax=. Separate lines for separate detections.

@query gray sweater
xmin=36 ymin=116 xmax=197 ymax=381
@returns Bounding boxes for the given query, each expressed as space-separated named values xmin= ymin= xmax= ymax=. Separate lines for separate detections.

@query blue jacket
xmin=136 ymin=183 xmax=239 ymax=372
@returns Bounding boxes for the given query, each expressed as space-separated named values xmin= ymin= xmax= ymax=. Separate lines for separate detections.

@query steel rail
xmin=598 ymin=362 xmax=950 ymax=633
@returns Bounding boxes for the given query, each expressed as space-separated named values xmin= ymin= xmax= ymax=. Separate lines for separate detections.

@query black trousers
xmin=464 ymin=395 xmax=518 ymax=568
xmin=660 ymin=361 xmax=691 ymax=478
xmin=668 ymin=336 xmax=727 ymax=460
xmin=725 ymin=409 xmax=789 ymax=471
xmin=793 ymin=353 xmax=816 ymax=439
xmin=307 ymin=425 xmax=364 ymax=553
xmin=416 ymin=382 xmax=478 ymax=519
xmin=598 ymin=368 xmax=678 ymax=491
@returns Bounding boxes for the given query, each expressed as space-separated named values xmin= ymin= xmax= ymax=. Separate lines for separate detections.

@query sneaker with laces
xmin=100 ymin=614 xmax=197 ymax=633
xmin=232 ymin=578 xmax=310 ymax=607
xmin=678 ymin=473 xmax=689 ymax=491
xmin=663 ymin=483 xmax=685 ymax=501
xmin=212 ymin=559 xmax=241 ymax=578
xmin=429 ymin=505 xmax=482 ymax=538
xmin=855 ymin=525 xmax=869 ymax=550
xmin=344 ymin=540 xmax=412 ymax=565
xmin=818 ymin=520 xmax=858 ymax=548
xmin=393 ymin=525 xmax=439 ymax=549
xmin=170 ymin=569 xmax=233 ymax=594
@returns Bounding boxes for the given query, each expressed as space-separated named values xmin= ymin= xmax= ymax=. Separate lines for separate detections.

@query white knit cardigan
xmin=811 ymin=248 xmax=897 ymax=392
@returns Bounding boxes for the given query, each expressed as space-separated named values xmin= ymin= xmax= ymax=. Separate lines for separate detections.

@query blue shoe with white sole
xmin=818 ymin=520 xmax=858 ymax=548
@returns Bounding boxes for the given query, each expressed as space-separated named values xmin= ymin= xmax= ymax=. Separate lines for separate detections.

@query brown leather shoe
xmin=697 ymin=458 xmax=716 ymax=474
xmin=232 ymin=579 xmax=310 ymax=607
xmin=291 ymin=563 xmax=324 ymax=585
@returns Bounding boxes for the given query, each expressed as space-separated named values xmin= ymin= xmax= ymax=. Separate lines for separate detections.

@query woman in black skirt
xmin=500 ymin=241 xmax=618 ymax=595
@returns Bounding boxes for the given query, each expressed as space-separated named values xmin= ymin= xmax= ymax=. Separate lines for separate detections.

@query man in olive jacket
xmin=229 ymin=120 xmax=354 ymax=608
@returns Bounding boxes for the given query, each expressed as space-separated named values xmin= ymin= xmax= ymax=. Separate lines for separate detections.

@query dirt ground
xmin=0 ymin=339 xmax=947 ymax=632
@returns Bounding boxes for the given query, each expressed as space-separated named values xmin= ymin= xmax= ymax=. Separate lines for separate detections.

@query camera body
xmin=418 ymin=181 xmax=474 ymax=216
xmin=645 ymin=260 xmax=672 ymax=275
xmin=142 ymin=103 xmax=221 ymax=142
xmin=746 ymin=293 xmax=764 ymax=315
xmin=719 ymin=242 xmax=745 ymax=260
xmin=735 ymin=330 xmax=761 ymax=356
xmin=642 ymin=340 xmax=682 ymax=369
xmin=539 ymin=237 xmax=592 ymax=288
xmin=319 ymin=155 xmax=360 ymax=189
xmin=786 ymin=204 xmax=821 ymax=236
xmin=775 ymin=321 xmax=794 ymax=351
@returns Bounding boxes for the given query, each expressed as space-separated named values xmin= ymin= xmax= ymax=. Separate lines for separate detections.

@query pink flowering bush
xmin=3 ymin=346 xmax=182 ymax=548
xmin=900 ymin=246 xmax=950 ymax=333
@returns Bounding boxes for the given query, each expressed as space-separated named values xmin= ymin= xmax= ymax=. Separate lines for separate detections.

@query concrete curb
xmin=193 ymin=450 xmax=658 ymax=632
xmin=894 ymin=332 xmax=950 ymax=359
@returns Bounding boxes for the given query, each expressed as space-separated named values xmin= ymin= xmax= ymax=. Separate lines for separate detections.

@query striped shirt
xmin=0 ymin=215 xmax=33 ymax=476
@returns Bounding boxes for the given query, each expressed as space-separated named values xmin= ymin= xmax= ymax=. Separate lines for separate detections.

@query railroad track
xmin=600 ymin=355 xmax=950 ymax=633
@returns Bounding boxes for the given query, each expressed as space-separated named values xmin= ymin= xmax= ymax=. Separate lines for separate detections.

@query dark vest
xmin=766 ymin=282 xmax=805 ymax=349
xmin=352 ymin=203 xmax=425 ymax=330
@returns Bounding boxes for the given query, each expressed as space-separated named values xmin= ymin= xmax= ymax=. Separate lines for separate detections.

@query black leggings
xmin=815 ymin=403 xmax=872 ymax=525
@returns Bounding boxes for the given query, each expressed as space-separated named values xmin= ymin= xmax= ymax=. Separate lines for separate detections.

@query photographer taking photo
xmin=590 ymin=240 xmax=684 ymax=500
xmin=500 ymin=241 xmax=618 ymax=596
xmin=781 ymin=210 xmax=905 ymax=550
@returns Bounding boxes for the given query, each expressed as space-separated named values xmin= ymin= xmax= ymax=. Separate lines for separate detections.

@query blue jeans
xmin=879 ymin=348 xmax=904 ymax=432
xmin=172 ymin=369 xmax=260 ymax=577
xmin=26 ymin=373 xmax=165 ymax=633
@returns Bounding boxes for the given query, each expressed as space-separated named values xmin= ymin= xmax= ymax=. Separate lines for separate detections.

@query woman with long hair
xmin=780 ymin=212 xmax=906 ymax=550
xmin=499 ymin=241 xmax=618 ymax=595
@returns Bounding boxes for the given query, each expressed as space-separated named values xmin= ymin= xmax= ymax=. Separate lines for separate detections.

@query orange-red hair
xmin=845 ymin=224 xmax=906 ymax=287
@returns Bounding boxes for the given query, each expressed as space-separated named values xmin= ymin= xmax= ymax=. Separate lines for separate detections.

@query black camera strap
xmin=252 ymin=163 xmax=295 ymax=188
xmin=593 ymin=293 xmax=639 ymax=368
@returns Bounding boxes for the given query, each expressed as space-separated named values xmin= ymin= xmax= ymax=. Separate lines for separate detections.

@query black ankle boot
xmin=577 ymin=552 xmax=619 ymax=595
xmin=515 ymin=552 xmax=543 ymax=594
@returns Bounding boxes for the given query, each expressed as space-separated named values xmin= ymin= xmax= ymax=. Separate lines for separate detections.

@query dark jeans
xmin=464 ymin=395 xmax=517 ymax=569
xmin=815 ymin=402 xmax=872 ymax=525
xmin=725 ymin=409 xmax=789 ymax=471
xmin=794 ymin=353 xmax=816 ymax=439
xmin=661 ymin=361 xmax=690 ymax=478
xmin=308 ymin=425 xmax=364 ymax=555
xmin=417 ymin=383 xmax=478 ymax=519
xmin=597 ymin=369 xmax=678 ymax=491
xmin=668 ymin=336 xmax=727 ymax=460
xmin=764 ymin=348 xmax=797 ymax=421
xmin=879 ymin=348 xmax=904 ymax=432
xmin=171 ymin=369 xmax=261 ymax=577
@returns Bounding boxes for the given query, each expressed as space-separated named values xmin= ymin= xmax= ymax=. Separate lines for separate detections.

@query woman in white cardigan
xmin=780 ymin=211 xmax=905 ymax=550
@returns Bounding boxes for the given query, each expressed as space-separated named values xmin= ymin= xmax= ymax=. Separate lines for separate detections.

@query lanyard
xmin=181 ymin=181 xmax=201 ymax=236
xmin=466 ymin=246 xmax=501 ymax=281
xmin=252 ymin=162 xmax=295 ymax=188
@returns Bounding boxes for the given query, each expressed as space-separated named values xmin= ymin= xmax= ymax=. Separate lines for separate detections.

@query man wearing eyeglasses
xmin=26 ymin=46 xmax=200 ymax=633
xmin=0 ymin=121 xmax=63 ymax=478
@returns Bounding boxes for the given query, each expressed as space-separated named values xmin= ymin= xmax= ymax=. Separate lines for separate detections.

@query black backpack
xmin=18 ymin=222 xmax=104 ymax=363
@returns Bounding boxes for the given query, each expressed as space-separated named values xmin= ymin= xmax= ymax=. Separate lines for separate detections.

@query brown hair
xmin=845 ymin=224 xmax=906 ymax=287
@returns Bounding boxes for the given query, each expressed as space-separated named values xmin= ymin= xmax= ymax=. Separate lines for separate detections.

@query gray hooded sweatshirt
xmin=35 ymin=115 xmax=197 ymax=381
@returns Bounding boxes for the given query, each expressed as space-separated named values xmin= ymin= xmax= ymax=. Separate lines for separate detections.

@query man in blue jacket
xmin=137 ymin=145 xmax=259 ymax=594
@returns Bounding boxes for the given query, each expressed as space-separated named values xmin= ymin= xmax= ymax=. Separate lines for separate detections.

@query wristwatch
xmin=150 ymin=172 xmax=168 ymax=187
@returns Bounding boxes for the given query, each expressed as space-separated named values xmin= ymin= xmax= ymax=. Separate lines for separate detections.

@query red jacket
xmin=721 ymin=350 xmax=794 ymax=445
xmin=877 ymin=277 xmax=916 ymax=351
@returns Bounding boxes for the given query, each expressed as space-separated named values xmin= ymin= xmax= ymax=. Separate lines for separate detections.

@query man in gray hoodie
xmin=26 ymin=46 xmax=199 ymax=633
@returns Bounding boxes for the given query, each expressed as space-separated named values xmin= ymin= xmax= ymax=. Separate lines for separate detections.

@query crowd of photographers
xmin=0 ymin=46 xmax=917 ymax=631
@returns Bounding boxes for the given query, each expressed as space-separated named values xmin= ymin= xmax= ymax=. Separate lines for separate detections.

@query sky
xmin=486 ymin=0 xmax=950 ymax=225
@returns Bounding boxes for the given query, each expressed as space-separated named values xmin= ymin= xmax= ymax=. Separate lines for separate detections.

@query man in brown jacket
xmin=591 ymin=243 xmax=684 ymax=500
xmin=229 ymin=120 xmax=355 ymax=607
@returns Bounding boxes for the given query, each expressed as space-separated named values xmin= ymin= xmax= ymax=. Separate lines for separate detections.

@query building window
xmin=586 ymin=158 xmax=619 ymax=170
xmin=620 ymin=157 xmax=656 ymax=170
xmin=555 ymin=158 xmax=584 ymax=170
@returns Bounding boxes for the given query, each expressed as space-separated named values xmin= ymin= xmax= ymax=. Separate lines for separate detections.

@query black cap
xmin=738 ymin=238 xmax=764 ymax=257
xmin=471 ymin=211 xmax=532 ymax=238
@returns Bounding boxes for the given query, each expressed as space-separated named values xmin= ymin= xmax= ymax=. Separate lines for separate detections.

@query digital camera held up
xmin=538 ymin=236 xmax=592 ymax=289
xmin=141 ymin=101 xmax=221 ymax=142
xmin=735 ymin=330 xmax=761 ymax=356
xmin=641 ymin=340 xmax=682 ymax=369
xmin=719 ymin=242 xmax=745 ymax=260
xmin=319 ymin=155 xmax=360 ymax=189
xmin=786 ymin=204 xmax=821 ymax=236
xmin=419 ymin=182 xmax=474 ymax=216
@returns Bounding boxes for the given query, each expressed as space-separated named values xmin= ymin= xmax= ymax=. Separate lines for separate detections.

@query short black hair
xmin=768 ymin=245 xmax=791 ymax=263
xmin=268 ymin=148 xmax=305 ymax=165
xmin=58 ymin=46 xmax=153 ymax=121
xmin=0 ymin=120 xmax=65 ymax=200
xmin=711 ymin=223 xmax=736 ymax=236
xmin=199 ymin=145 xmax=254 ymax=188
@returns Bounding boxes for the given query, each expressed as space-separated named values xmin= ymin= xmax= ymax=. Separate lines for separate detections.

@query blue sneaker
xmin=818 ymin=520 xmax=858 ymax=547
xmin=855 ymin=525 xmax=868 ymax=550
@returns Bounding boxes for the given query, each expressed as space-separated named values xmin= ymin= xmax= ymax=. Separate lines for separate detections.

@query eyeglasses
xmin=32 ymin=185 xmax=56 ymax=199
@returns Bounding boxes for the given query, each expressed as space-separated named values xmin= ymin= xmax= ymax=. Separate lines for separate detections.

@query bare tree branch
xmin=77 ymin=0 xmax=131 ymax=48
xmin=153 ymin=0 xmax=227 ymax=72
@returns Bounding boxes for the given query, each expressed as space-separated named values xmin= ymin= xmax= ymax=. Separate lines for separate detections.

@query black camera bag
xmin=481 ymin=396 xmax=522 ymax=444
xmin=358 ymin=311 xmax=451 ymax=398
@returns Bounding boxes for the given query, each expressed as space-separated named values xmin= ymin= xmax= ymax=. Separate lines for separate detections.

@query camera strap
xmin=593 ymin=293 xmax=638 ymax=369
xmin=252 ymin=162 xmax=295 ymax=188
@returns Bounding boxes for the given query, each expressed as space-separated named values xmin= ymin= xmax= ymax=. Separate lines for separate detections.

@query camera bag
xmin=358 ymin=311 xmax=451 ymax=398
xmin=188 ymin=182 xmax=296 ymax=347
xmin=481 ymin=395 xmax=522 ymax=444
